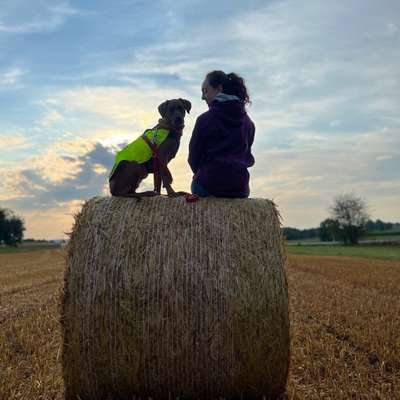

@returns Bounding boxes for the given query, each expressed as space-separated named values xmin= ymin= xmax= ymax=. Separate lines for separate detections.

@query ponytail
xmin=206 ymin=70 xmax=251 ymax=104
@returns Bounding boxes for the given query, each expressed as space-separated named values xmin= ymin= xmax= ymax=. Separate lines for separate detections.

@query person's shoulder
xmin=195 ymin=109 xmax=215 ymax=126
xmin=197 ymin=109 xmax=213 ymax=119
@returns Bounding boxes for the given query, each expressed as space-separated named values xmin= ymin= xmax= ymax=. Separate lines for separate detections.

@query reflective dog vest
xmin=109 ymin=128 xmax=169 ymax=178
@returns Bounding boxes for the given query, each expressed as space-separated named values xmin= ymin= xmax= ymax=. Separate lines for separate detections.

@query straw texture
xmin=62 ymin=196 xmax=290 ymax=400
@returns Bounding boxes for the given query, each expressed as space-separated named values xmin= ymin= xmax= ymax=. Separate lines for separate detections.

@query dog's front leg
xmin=164 ymin=182 xmax=186 ymax=198
xmin=161 ymin=176 xmax=176 ymax=197
xmin=157 ymin=140 xmax=186 ymax=197
xmin=161 ymin=175 xmax=183 ymax=197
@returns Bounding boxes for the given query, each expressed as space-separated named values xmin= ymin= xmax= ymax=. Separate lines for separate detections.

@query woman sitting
xmin=188 ymin=70 xmax=255 ymax=198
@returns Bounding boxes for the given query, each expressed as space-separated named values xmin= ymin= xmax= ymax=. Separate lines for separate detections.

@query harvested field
xmin=1 ymin=249 xmax=399 ymax=399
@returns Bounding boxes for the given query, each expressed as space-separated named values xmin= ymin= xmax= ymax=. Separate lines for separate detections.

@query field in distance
xmin=0 ymin=241 xmax=60 ymax=254
xmin=0 ymin=248 xmax=399 ymax=399
xmin=287 ymin=243 xmax=400 ymax=260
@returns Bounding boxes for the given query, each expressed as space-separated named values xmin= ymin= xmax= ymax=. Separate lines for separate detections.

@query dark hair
xmin=206 ymin=70 xmax=250 ymax=104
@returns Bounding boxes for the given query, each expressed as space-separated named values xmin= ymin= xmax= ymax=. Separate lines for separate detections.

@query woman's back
xmin=188 ymin=70 xmax=255 ymax=198
xmin=189 ymin=98 xmax=255 ymax=198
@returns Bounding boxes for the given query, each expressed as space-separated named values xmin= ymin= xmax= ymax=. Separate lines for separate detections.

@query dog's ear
xmin=179 ymin=98 xmax=191 ymax=114
xmin=158 ymin=100 xmax=169 ymax=118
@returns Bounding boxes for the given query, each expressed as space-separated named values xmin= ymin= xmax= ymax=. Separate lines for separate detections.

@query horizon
xmin=18 ymin=217 xmax=400 ymax=243
xmin=0 ymin=0 xmax=399 ymax=240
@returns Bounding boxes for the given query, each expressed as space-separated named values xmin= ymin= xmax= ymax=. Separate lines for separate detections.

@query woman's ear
xmin=179 ymin=98 xmax=192 ymax=114
xmin=158 ymin=100 xmax=169 ymax=117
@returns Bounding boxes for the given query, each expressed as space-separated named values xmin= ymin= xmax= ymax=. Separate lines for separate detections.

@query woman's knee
xmin=191 ymin=181 xmax=210 ymax=197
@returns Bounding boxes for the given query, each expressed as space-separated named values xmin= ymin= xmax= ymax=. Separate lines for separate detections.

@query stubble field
xmin=0 ymin=249 xmax=399 ymax=399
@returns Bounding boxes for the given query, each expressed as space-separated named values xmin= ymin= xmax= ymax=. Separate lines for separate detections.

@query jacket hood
xmin=210 ymin=100 xmax=246 ymax=127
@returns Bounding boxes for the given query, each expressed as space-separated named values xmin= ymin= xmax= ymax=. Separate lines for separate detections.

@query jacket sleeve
xmin=247 ymin=120 xmax=255 ymax=167
xmin=188 ymin=117 xmax=206 ymax=174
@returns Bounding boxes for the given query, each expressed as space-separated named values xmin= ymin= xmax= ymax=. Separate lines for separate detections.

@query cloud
xmin=386 ymin=22 xmax=399 ymax=35
xmin=0 ymin=68 xmax=27 ymax=89
xmin=0 ymin=140 xmax=112 ymax=208
xmin=38 ymin=86 xmax=179 ymax=130
xmin=84 ymin=0 xmax=399 ymax=147
xmin=1 ymin=0 xmax=399 ymax=238
xmin=19 ymin=203 xmax=83 ymax=240
xmin=39 ymin=110 xmax=64 ymax=128
xmin=0 ymin=126 xmax=194 ymax=213
xmin=0 ymin=1 xmax=84 ymax=34
xmin=0 ymin=133 xmax=31 ymax=151
xmin=249 ymin=125 xmax=400 ymax=227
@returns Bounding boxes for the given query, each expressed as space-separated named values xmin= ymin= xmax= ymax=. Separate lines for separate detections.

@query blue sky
xmin=0 ymin=0 xmax=399 ymax=239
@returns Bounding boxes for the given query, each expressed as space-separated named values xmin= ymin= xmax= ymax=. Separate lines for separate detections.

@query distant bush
xmin=0 ymin=208 xmax=25 ymax=246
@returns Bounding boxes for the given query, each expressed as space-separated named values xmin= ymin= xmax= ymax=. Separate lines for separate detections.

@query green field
xmin=0 ymin=243 xmax=60 ymax=254
xmin=363 ymin=233 xmax=400 ymax=241
xmin=286 ymin=244 xmax=400 ymax=260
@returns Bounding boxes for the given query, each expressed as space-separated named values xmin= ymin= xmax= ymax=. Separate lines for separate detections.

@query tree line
xmin=0 ymin=208 xmax=25 ymax=246
xmin=1 ymin=194 xmax=397 ymax=247
xmin=283 ymin=193 xmax=399 ymax=245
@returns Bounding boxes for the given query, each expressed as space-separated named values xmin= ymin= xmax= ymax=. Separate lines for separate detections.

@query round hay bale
xmin=62 ymin=196 xmax=290 ymax=400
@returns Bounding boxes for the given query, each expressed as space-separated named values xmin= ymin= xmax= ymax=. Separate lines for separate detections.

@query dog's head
xmin=158 ymin=98 xmax=191 ymax=130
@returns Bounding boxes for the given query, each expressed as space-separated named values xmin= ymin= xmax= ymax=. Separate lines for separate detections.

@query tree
xmin=319 ymin=218 xmax=340 ymax=242
xmin=0 ymin=209 xmax=6 ymax=244
xmin=282 ymin=227 xmax=319 ymax=241
xmin=365 ymin=219 xmax=393 ymax=232
xmin=0 ymin=208 xmax=25 ymax=246
xmin=330 ymin=193 xmax=369 ymax=245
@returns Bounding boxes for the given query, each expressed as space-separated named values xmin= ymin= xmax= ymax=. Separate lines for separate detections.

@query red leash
xmin=185 ymin=193 xmax=199 ymax=203
xmin=142 ymin=135 xmax=173 ymax=194
xmin=142 ymin=133 xmax=200 ymax=203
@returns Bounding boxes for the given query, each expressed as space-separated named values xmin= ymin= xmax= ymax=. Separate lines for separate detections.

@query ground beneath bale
xmin=1 ymin=249 xmax=399 ymax=399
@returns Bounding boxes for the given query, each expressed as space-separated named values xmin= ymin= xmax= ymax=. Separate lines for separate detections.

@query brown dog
xmin=109 ymin=98 xmax=191 ymax=198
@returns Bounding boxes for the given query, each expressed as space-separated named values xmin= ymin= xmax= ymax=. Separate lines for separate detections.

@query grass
xmin=286 ymin=244 xmax=400 ymax=260
xmin=0 ymin=243 xmax=60 ymax=254
xmin=1 ymin=248 xmax=400 ymax=399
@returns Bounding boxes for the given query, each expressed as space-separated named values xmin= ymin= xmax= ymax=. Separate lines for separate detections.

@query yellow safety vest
xmin=109 ymin=128 xmax=169 ymax=178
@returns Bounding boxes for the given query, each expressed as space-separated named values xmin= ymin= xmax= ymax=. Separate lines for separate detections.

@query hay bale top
xmin=69 ymin=195 xmax=281 ymax=241
xmin=68 ymin=196 xmax=285 ymax=268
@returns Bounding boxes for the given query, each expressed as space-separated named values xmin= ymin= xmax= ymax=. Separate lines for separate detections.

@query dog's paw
xmin=167 ymin=191 xmax=187 ymax=198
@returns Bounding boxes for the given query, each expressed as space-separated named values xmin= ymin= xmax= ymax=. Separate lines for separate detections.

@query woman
xmin=188 ymin=70 xmax=255 ymax=198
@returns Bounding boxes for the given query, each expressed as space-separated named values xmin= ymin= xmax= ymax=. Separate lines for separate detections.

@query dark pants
xmin=191 ymin=181 xmax=210 ymax=197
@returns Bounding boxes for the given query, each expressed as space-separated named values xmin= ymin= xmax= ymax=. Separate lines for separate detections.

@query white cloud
xmin=385 ymin=22 xmax=398 ymax=35
xmin=249 ymin=125 xmax=400 ymax=227
xmin=1 ymin=0 xmax=400 ymax=238
xmin=0 ymin=68 xmax=27 ymax=89
xmin=0 ymin=133 xmax=31 ymax=151
xmin=40 ymin=86 xmax=173 ymax=129
xmin=0 ymin=1 xmax=84 ymax=34
xmin=39 ymin=110 xmax=64 ymax=127
xmin=376 ymin=155 xmax=393 ymax=161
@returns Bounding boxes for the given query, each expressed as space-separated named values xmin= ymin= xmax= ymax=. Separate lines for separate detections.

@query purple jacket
xmin=188 ymin=100 xmax=255 ymax=197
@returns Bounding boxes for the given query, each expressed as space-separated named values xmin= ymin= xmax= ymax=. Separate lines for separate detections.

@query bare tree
xmin=330 ymin=193 xmax=369 ymax=245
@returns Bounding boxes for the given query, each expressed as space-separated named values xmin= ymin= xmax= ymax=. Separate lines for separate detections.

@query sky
xmin=0 ymin=0 xmax=399 ymax=239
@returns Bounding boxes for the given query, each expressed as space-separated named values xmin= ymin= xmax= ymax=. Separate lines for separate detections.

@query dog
xmin=109 ymin=98 xmax=191 ymax=198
